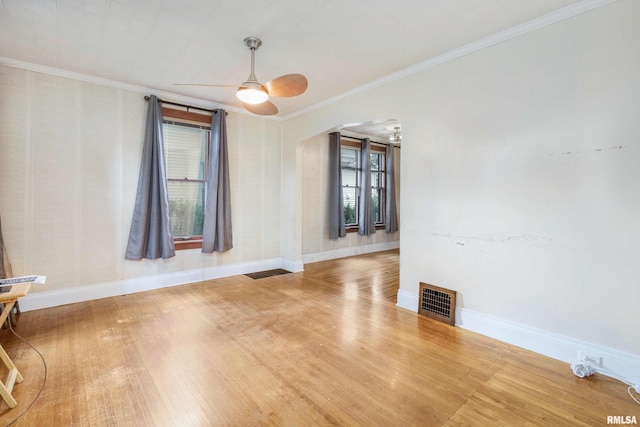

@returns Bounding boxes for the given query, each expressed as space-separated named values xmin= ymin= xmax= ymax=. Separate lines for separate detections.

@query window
xmin=340 ymin=139 xmax=386 ymax=231
xmin=163 ymin=108 xmax=212 ymax=249
xmin=341 ymin=144 xmax=359 ymax=226
xmin=370 ymin=150 xmax=385 ymax=224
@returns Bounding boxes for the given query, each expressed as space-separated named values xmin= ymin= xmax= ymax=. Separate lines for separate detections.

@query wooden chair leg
xmin=0 ymin=344 xmax=22 ymax=408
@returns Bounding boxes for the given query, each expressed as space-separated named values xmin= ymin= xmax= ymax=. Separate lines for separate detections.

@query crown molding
xmin=0 ymin=56 xmax=251 ymax=116
xmin=1 ymin=0 xmax=618 ymax=123
xmin=282 ymin=0 xmax=618 ymax=121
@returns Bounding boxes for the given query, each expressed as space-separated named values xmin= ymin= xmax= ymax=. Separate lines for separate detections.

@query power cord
xmin=4 ymin=321 xmax=47 ymax=427
xmin=570 ymin=362 xmax=596 ymax=378
xmin=571 ymin=360 xmax=640 ymax=406
xmin=628 ymin=386 xmax=640 ymax=406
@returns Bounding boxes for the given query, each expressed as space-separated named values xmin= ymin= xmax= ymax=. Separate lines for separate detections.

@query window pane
xmin=342 ymin=168 xmax=357 ymax=188
xmin=164 ymin=123 xmax=208 ymax=180
xmin=168 ymin=181 xmax=205 ymax=238
xmin=372 ymin=188 xmax=383 ymax=224
xmin=371 ymin=171 xmax=383 ymax=188
xmin=341 ymin=148 xmax=358 ymax=168
xmin=371 ymin=153 xmax=380 ymax=171
xmin=343 ymin=187 xmax=358 ymax=225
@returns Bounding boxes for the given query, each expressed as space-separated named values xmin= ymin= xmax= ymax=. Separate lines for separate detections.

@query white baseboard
xmin=302 ymin=241 xmax=399 ymax=264
xmin=396 ymin=290 xmax=640 ymax=386
xmin=20 ymin=258 xmax=289 ymax=312
xmin=396 ymin=289 xmax=419 ymax=312
xmin=281 ymin=258 xmax=304 ymax=273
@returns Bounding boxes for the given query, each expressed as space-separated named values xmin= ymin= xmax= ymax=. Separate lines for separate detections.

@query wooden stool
xmin=0 ymin=283 xmax=31 ymax=408
xmin=0 ymin=344 xmax=22 ymax=408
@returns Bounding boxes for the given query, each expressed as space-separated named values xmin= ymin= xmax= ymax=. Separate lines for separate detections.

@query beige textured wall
xmin=0 ymin=66 xmax=281 ymax=294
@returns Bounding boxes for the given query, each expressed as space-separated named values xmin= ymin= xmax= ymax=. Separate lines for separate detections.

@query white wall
xmin=300 ymin=133 xmax=400 ymax=262
xmin=398 ymin=0 xmax=640 ymax=357
xmin=0 ymin=66 xmax=282 ymax=300
xmin=284 ymin=0 xmax=640 ymax=377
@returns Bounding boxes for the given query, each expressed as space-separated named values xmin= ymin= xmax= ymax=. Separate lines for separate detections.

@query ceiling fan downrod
xmin=237 ymin=37 xmax=268 ymax=104
xmin=244 ymin=37 xmax=261 ymax=83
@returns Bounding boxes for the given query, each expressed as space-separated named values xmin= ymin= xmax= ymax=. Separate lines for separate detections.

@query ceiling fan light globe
xmin=237 ymin=82 xmax=268 ymax=104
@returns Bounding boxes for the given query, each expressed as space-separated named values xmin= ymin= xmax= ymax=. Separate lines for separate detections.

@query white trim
xmin=0 ymin=57 xmax=248 ymax=116
xmin=19 ymin=258 xmax=287 ymax=312
xmin=281 ymin=258 xmax=304 ymax=273
xmin=0 ymin=1 xmax=616 ymax=123
xmin=396 ymin=289 xmax=419 ymax=313
xmin=396 ymin=291 xmax=639 ymax=385
xmin=301 ymin=241 xmax=399 ymax=264
xmin=283 ymin=0 xmax=618 ymax=120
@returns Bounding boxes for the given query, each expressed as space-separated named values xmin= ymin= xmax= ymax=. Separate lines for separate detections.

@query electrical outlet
xmin=578 ymin=351 xmax=603 ymax=368
xmin=584 ymin=355 xmax=603 ymax=366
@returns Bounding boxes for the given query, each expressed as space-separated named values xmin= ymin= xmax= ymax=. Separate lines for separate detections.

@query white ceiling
xmin=1 ymin=0 xmax=592 ymax=123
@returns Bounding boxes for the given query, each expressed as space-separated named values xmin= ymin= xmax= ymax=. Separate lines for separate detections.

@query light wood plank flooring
xmin=0 ymin=250 xmax=637 ymax=426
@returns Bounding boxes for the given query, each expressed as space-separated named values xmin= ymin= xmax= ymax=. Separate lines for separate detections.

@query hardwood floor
xmin=0 ymin=250 xmax=637 ymax=426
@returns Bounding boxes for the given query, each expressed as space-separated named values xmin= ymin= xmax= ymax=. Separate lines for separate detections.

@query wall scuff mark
xmin=432 ymin=232 xmax=552 ymax=247
xmin=549 ymin=145 xmax=626 ymax=156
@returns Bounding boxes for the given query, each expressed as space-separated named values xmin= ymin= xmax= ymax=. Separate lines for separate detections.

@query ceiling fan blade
xmin=264 ymin=74 xmax=308 ymax=98
xmin=242 ymin=100 xmax=278 ymax=116
xmin=174 ymin=83 xmax=242 ymax=88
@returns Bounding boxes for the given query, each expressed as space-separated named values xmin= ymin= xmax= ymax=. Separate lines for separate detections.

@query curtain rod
xmin=339 ymin=134 xmax=400 ymax=148
xmin=144 ymin=95 xmax=227 ymax=115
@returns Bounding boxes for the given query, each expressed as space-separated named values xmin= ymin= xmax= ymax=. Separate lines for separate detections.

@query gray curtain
xmin=328 ymin=132 xmax=346 ymax=239
xmin=385 ymin=146 xmax=399 ymax=233
xmin=125 ymin=95 xmax=175 ymax=260
xmin=358 ymin=138 xmax=376 ymax=236
xmin=202 ymin=110 xmax=233 ymax=253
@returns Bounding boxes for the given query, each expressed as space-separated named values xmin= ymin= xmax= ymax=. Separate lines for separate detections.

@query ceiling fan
xmin=175 ymin=37 xmax=308 ymax=116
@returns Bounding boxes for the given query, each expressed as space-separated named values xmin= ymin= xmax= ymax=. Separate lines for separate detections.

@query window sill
xmin=345 ymin=224 xmax=386 ymax=233
xmin=174 ymin=239 xmax=203 ymax=250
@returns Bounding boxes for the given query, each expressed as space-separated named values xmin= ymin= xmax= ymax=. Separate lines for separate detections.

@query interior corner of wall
xmin=396 ymin=289 xmax=418 ymax=312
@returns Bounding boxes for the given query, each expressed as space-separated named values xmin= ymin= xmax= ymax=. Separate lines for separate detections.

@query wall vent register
xmin=418 ymin=282 xmax=457 ymax=326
